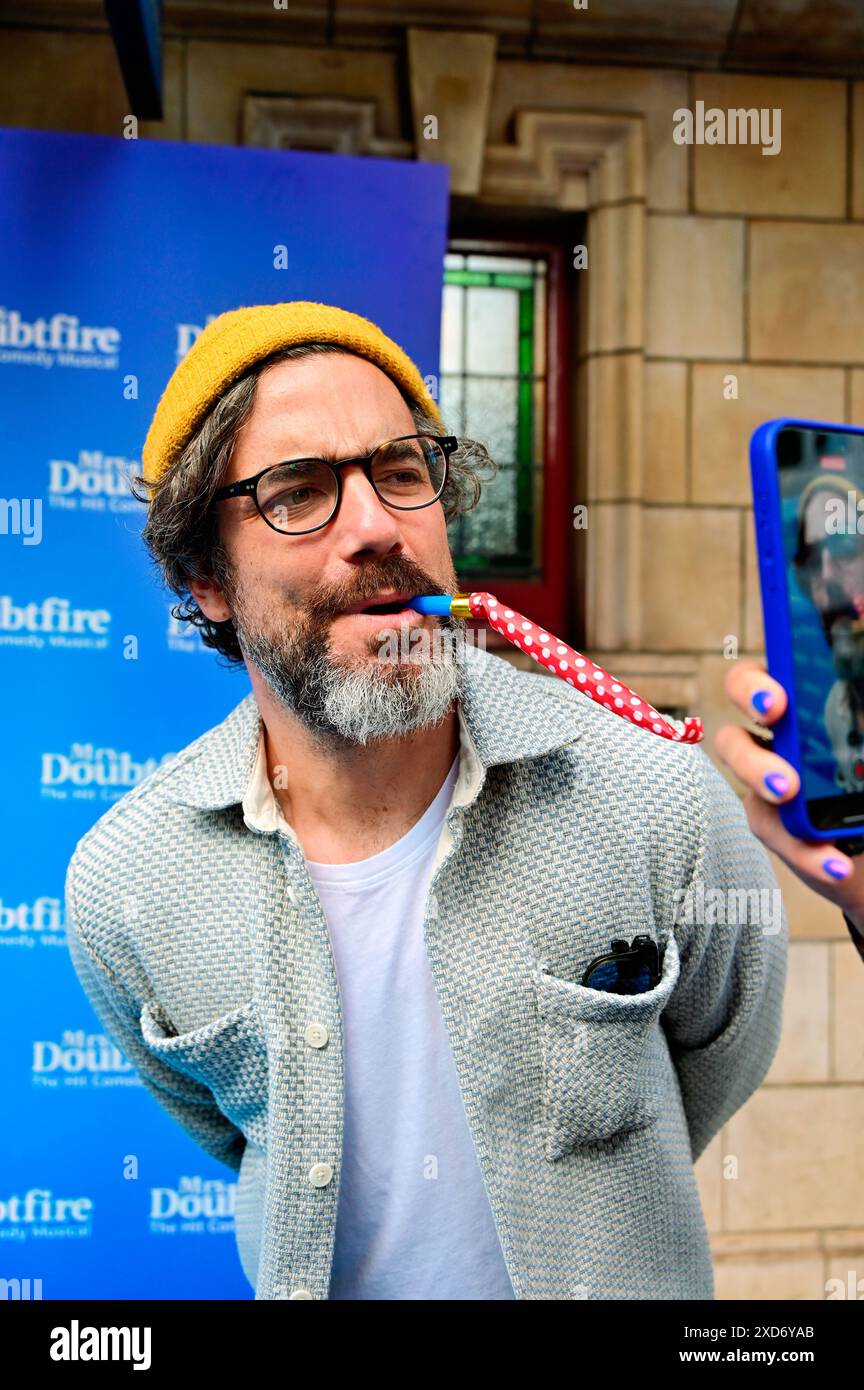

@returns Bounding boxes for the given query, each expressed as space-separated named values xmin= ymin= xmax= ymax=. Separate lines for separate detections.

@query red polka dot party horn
xmin=408 ymin=592 xmax=704 ymax=743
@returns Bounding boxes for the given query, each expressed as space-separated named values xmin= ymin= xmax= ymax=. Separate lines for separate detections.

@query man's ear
xmin=189 ymin=575 xmax=232 ymax=623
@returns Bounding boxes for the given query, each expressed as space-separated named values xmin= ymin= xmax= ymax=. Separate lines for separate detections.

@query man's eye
xmin=379 ymin=469 xmax=424 ymax=485
xmin=270 ymin=486 xmax=321 ymax=507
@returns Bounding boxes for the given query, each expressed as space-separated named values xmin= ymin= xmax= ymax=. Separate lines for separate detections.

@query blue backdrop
xmin=0 ymin=125 xmax=448 ymax=1298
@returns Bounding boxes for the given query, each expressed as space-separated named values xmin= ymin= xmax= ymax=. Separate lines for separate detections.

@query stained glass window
xmin=441 ymin=252 xmax=548 ymax=578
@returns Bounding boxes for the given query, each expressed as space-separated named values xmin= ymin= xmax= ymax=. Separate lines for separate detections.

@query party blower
xmin=408 ymin=592 xmax=704 ymax=744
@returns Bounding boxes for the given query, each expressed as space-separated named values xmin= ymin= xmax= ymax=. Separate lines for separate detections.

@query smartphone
xmin=751 ymin=418 xmax=864 ymax=841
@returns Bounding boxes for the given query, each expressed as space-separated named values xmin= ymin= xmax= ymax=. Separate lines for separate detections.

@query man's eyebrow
xmin=274 ymin=439 xmax=395 ymax=464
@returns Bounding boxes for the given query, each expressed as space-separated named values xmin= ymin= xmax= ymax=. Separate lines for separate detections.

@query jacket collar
xmin=160 ymin=642 xmax=586 ymax=812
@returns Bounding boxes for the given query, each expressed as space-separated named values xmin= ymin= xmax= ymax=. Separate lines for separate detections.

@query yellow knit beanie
xmin=141 ymin=300 xmax=443 ymax=487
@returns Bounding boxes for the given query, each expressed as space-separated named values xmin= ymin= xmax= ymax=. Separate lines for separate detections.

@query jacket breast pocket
xmin=532 ymin=932 xmax=680 ymax=1159
xmin=140 ymin=998 xmax=269 ymax=1154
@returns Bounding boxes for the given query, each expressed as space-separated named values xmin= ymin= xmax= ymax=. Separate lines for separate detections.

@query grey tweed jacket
xmin=64 ymin=643 xmax=787 ymax=1300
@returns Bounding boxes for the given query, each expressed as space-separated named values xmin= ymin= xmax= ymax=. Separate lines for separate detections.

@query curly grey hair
xmin=130 ymin=342 xmax=497 ymax=665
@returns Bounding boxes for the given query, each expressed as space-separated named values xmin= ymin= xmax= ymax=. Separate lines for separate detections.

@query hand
xmin=716 ymin=659 xmax=864 ymax=930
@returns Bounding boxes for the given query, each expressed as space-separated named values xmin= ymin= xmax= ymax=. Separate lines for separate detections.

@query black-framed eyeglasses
xmin=581 ymin=935 xmax=664 ymax=994
xmin=212 ymin=433 xmax=459 ymax=536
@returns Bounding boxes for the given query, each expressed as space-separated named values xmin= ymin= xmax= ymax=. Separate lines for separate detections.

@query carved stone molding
xmin=242 ymin=96 xmax=410 ymax=158
xmin=481 ymin=109 xmax=645 ymax=210
xmin=406 ymin=28 xmax=497 ymax=196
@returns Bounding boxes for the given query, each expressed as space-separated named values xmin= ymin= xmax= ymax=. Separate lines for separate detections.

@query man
xmin=65 ymin=300 xmax=787 ymax=1301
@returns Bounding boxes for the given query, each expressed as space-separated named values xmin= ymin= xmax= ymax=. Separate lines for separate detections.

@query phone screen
xmin=776 ymin=426 xmax=864 ymax=831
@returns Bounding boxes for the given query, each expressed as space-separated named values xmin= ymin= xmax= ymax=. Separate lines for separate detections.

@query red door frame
xmin=447 ymin=236 xmax=571 ymax=641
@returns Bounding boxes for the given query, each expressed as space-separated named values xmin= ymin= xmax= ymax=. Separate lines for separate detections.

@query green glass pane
xmin=444 ymin=269 xmax=493 ymax=287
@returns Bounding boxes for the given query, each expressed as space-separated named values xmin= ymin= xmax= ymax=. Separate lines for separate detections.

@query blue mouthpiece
xmin=408 ymin=594 xmax=454 ymax=615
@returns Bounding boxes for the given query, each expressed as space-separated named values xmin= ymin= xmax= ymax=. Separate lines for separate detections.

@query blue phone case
xmin=750 ymin=416 xmax=864 ymax=841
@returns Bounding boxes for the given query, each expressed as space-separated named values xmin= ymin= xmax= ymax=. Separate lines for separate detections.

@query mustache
xmin=305 ymin=562 xmax=448 ymax=620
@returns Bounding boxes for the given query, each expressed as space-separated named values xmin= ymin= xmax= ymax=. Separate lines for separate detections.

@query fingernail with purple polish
xmin=823 ymin=857 xmax=851 ymax=880
xmin=763 ymin=772 xmax=788 ymax=797
xmin=752 ymin=689 xmax=774 ymax=715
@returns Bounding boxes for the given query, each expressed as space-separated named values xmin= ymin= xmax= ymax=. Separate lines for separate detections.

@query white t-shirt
xmin=242 ymin=718 xmax=515 ymax=1300
xmin=305 ymin=753 xmax=515 ymax=1300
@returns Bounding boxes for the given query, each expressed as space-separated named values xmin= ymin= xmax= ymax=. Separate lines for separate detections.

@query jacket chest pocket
xmin=140 ymin=999 xmax=270 ymax=1154
xmin=532 ymin=932 xmax=680 ymax=1159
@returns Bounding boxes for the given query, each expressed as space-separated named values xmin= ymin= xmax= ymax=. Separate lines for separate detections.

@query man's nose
xmin=335 ymin=462 xmax=402 ymax=539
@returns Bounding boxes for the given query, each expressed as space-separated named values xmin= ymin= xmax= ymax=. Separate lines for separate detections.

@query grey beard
xmin=235 ymin=614 xmax=468 ymax=748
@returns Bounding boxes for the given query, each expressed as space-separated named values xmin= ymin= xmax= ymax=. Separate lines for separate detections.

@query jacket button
xmin=308 ymin=1162 xmax=333 ymax=1187
xmin=304 ymin=1022 xmax=329 ymax=1049
xmin=287 ymin=886 xmax=299 ymax=906
xmin=288 ymin=1288 xmax=314 ymax=1299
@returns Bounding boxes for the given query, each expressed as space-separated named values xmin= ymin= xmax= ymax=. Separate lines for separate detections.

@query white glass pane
xmin=451 ymin=463 xmax=518 ymax=558
xmin=465 ymin=376 xmax=518 ymax=464
xmin=465 ymin=287 xmax=519 ymax=375
xmin=465 ymin=254 xmax=535 ymax=274
xmin=440 ymin=282 xmax=464 ymax=373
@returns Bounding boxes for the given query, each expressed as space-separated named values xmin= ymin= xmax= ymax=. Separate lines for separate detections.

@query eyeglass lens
xmin=256 ymin=436 xmax=447 ymax=533
xmin=799 ymin=531 xmax=862 ymax=573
